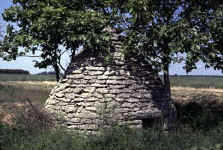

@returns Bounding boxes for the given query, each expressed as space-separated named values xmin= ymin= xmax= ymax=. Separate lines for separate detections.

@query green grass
xmin=1 ymin=122 xmax=223 ymax=150
xmin=0 ymin=74 xmax=56 ymax=81
xmin=170 ymin=75 xmax=223 ymax=89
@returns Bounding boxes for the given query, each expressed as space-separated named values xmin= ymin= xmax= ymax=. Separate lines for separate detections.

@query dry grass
xmin=0 ymin=81 xmax=56 ymax=90
xmin=0 ymin=82 xmax=54 ymax=124
xmin=172 ymin=87 xmax=223 ymax=104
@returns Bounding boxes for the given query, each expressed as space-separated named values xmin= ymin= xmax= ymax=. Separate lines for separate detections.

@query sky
xmin=0 ymin=0 xmax=222 ymax=75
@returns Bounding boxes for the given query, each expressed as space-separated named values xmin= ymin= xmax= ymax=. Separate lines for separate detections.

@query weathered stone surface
xmin=109 ymin=85 xmax=126 ymax=89
xmin=72 ymin=88 xmax=83 ymax=94
xmin=109 ymin=89 xmax=120 ymax=94
xmin=98 ymin=75 xmax=108 ymax=80
xmin=84 ymin=87 xmax=96 ymax=93
xmin=72 ymin=69 xmax=82 ymax=74
xmin=86 ymin=66 xmax=105 ymax=71
xmin=55 ymin=93 xmax=64 ymax=98
xmin=104 ymin=71 xmax=116 ymax=76
xmin=93 ymin=93 xmax=104 ymax=99
xmin=96 ymin=88 xmax=109 ymax=94
xmin=117 ymin=93 xmax=131 ymax=99
xmin=90 ymin=83 xmax=107 ymax=88
xmin=104 ymin=94 xmax=116 ymax=98
xmin=80 ymin=93 xmax=91 ymax=98
xmin=88 ymin=71 xmax=103 ymax=76
xmin=70 ymin=74 xmax=85 ymax=79
xmin=45 ymin=31 xmax=175 ymax=133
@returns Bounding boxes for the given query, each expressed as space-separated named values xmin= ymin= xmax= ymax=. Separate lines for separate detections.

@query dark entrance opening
xmin=142 ymin=117 xmax=161 ymax=128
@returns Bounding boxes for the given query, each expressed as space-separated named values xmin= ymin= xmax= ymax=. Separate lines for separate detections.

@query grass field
xmin=1 ymin=75 xmax=223 ymax=149
xmin=1 ymin=74 xmax=223 ymax=88
xmin=170 ymin=75 xmax=223 ymax=89
xmin=0 ymin=74 xmax=56 ymax=81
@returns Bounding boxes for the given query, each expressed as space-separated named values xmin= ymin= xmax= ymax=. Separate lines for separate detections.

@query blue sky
xmin=0 ymin=0 xmax=222 ymax=75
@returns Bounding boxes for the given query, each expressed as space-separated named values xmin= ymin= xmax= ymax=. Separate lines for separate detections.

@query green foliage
xmin=113 ymin=0 xmax=222 ymax=73
xmin=175 ymin=101 xmax=223 ymax=131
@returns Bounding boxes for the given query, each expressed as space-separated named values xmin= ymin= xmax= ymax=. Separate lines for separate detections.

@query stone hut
xmin=45 ymin=31 xmax=175 ymax=132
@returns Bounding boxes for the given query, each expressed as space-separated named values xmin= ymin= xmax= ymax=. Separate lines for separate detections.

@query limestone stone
xmin=86 ymin=97 xmax=97 ymax=102
xmin=106 ymin=80 xmax=122 ymax=85
xmin=85 ymin=107 xmax=97 ymax=112
xmin=55 ymin=93 xmax=64 ymax=98
xmin=104 ymin=71 xmax=116 ymax=76
xmin=98 ymin=75 xmax=108 ymax=80
xmin=96 ymin=88 xmax=109 ymax=94
xmin=66 ymin=93 xmax=80 ymax=99
xmin=70 ymin=118 xmax=81 ymax=123
xmin=71 ymin=74 xmax=85 ymax=79
xmin=72 ymin=69 xmax=82 ymax=74
xmin=85 ymin=75 xmax=97 ymax=80
xmin=117 ymin=93 xmax=131 ymax=99
xmin=86 ymin=66 xmax=105 ymax=71
xmin=129 ymin=98 xmax=139 ymax=103
xmin=71 ymin=98 xmax=83 ymax=102
xmin=73 ymin=88 xmax=83 ymax=94
xmin=72 ymin=79 xmax=87 ymax=84
xmin=109 ymin=89 xmax=121 ymax=94
xmin=109 ymin=85 xmax=126 ymax=89
xmin=90 ymin=83 xmax=107 ymax=88
xmin=88 ymin=71 xmax=103 ymax=76
xmin=84 ymin=87 xmax=96 ymax=93
xmin=46 ymin=99 xmax=58 ymax=105
xmin=80 ymin=93 xmax=91 ymax=98
xmin=93 ymin=93 xmax=104 ymax=99
xmin=96 ymin=80 xmax=107 ymax=84
xmin=104 ymin=94 xmax=116 ymax=98
xmin=108 ymin=76 xmax=124 ymax=80
xmin=122 ymin=102 xmax=134 ymax=108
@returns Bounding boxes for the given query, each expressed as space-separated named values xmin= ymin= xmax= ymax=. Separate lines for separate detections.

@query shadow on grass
xmin=174 ymin=93 xmax=223 ymax=131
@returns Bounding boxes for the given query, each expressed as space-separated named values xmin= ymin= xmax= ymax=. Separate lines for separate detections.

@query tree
xmin=0 ymin=23 xmax=4 ymax=58
xmin=1 ymin=0 xmax=113 ymax=81
xmin=111 ymin=0 xmax=223 ymax=98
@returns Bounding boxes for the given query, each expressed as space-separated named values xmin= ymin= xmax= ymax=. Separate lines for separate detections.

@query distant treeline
xmin=0 ymin=69 xmax=30 ymax=75
xmin=37 ymin=71 xmax=63 ymax=76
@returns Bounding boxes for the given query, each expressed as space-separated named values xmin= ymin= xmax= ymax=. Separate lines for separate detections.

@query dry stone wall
xmin=45 ymin=33 xmax=173 ymax=132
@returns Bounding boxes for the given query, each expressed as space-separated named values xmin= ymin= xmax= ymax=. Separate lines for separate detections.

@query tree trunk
xmin=163 ymin=62 xmax=176 ymax=130
xmin=53 ymin=64 xmax=60 ymax=82
xmin=163 ymin=63 xmax=171 ymax=100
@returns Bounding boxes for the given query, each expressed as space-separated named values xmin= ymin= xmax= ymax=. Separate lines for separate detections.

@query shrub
xmin=11 ymin=98 xmax=56 ymax=135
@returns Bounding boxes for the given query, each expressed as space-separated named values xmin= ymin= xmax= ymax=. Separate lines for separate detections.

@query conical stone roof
xmin=45 ymin=31 xmax=174 ymax=132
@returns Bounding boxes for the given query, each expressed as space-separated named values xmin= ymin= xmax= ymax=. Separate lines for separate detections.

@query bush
xmin=10 ymin=99 xmax=56 ymax=135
